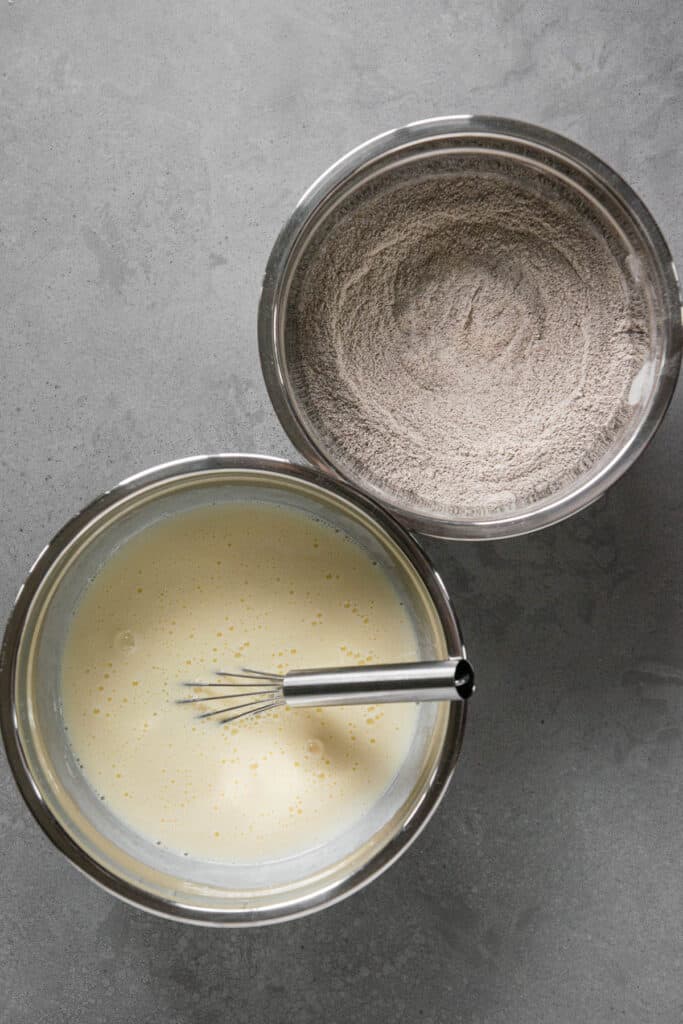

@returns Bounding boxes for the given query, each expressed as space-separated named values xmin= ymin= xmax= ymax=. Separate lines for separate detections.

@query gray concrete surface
xmin=1 ymin=1 xmax=682 ymax=1020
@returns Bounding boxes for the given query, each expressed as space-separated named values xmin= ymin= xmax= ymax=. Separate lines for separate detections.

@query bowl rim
xmin=258 ymin=114 xmax=683 ymax=541
xmin=0 ymin=453 xmax=467 ymax=926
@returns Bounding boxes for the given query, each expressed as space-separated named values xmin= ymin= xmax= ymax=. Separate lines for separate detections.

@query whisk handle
xmin=282 ymin=657 xmax=474 ymax=708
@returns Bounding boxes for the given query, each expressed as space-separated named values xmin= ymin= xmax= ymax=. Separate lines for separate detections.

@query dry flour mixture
xmin=288 ymin=156 xmax=650 ymax=517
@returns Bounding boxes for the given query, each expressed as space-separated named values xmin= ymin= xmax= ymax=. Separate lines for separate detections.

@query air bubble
xmin=115 ymin=630 xmax=136 ymax=652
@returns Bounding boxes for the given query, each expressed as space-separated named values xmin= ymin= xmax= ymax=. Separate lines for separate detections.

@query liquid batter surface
xmin=61 ymin=502 xmax=420 ymax=862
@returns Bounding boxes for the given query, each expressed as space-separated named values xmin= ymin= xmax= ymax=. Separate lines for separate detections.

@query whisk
xmin=178 ymin=657 xmax=474 ymax=725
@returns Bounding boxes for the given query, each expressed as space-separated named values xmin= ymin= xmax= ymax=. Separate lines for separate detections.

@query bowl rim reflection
xmin=0 ymin=454 xmax=467 ymax=926
xmin=258 ymin=114 xmax=683 ymax=540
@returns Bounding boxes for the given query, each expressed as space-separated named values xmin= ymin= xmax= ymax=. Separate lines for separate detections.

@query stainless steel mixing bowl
xmin=259 ymin=115 xmax=682 ymax=540
xmin=0 ymin=455 xmax=466 ymax=926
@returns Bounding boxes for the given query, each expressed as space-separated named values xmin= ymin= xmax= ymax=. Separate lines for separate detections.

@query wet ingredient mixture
xmin=60 ymin=502 xmax=419 ymax=862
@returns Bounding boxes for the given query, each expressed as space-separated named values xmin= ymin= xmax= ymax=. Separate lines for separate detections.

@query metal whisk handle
xmin=282 ymin=657 xmax=474 ymax=709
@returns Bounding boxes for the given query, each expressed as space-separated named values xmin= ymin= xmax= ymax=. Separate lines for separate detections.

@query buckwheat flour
xmin=287 ymin=156 xmax=650 ymax=517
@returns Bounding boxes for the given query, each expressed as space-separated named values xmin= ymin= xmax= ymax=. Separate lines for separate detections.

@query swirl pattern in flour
xmin=287 ymin=156 xmax=651 ymax=517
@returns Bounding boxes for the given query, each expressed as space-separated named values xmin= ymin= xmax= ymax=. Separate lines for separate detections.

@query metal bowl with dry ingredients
xmin=260 ymin=116 xmax=682 ymax=540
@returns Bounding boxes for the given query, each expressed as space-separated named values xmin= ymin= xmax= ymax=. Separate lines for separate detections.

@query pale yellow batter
xmin=61 ymin=502 xmax=419 ymax=862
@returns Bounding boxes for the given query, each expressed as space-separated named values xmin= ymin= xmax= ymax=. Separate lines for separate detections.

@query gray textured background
xmin=1 ymin=1 xmax=682 ymax=1021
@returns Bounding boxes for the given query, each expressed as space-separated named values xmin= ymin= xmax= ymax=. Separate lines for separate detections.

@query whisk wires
xmin=177 ymin=668 xmax=286 ymax=724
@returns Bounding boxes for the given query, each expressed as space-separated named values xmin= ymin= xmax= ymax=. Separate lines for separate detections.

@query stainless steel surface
xmin=258 ymin=115 xmax=683 ymax=541
xmin=0 ymin=454 xmax=467 ymax=926
xmin=181 ymin=657 xmax=475 ymax=723
xmin=283 ymin=657 xmax=475 ymax=706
